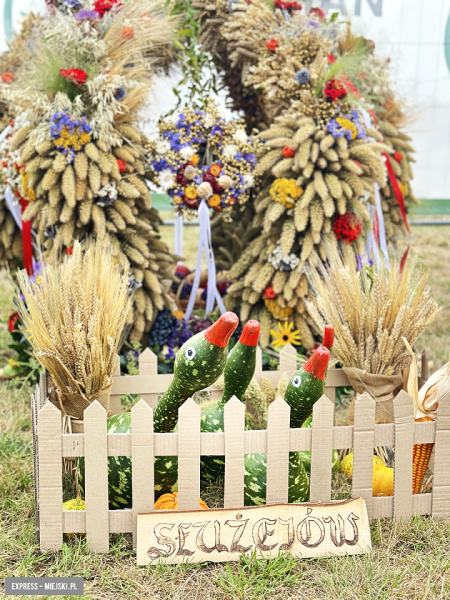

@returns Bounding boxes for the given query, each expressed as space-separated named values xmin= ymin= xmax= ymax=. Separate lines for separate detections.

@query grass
xmin=1 ymin=225 xmax=450 ymax=598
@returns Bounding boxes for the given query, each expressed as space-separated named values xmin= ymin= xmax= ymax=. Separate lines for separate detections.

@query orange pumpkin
xmin=154 ymin=492 xmax=208 ymax=510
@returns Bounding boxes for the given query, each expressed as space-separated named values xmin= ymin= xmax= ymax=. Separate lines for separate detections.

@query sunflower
xmin=270 ymin=321 xmax=301 ymax=349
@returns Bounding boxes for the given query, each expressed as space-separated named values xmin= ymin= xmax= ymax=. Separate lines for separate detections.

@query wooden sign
xmin=136 ymin=498 xmax=371 ymax=565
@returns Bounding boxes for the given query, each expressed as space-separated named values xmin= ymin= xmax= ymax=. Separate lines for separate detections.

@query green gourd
xmin=284 ymin=346 xmax=330 ymax=429
xmin=200 ymin=320 xmax=260 ymax=480
xmin=244 ymin=345 xmax=330 ymax=506
xmin=153 ymin=311 xmax=239 ymax=433
xmin=78 ymin=313 xmax=239 ymax=507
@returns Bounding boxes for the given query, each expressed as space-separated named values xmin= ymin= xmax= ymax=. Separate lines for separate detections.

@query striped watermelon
xmin=77 ymin=413 xmax=178 ymax=509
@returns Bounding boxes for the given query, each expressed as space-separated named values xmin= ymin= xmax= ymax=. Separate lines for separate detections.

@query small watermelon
xmin=244 ymin=451 xmax=310 ymax=506
xmin=77 ymin=413 xmax=178 ymax=509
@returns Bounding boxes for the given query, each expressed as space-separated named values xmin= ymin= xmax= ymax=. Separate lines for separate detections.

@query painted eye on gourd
xmin=185 ymin=346 xmax=196 ymax=360
xmin=292 ymin=376 xmax=301 ymax=388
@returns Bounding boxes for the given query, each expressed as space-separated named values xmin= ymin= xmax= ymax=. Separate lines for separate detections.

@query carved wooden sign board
xmin=136 ymin=498 xmax=371 ymax=565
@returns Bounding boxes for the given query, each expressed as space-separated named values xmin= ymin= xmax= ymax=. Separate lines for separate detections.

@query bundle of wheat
xmin=305 ymin=244 xmax=441 ymax=423
xmin=17 ymin=241 xmax=131 ymax=417
xmin=0 ymin=0 xmax=177 ymax=341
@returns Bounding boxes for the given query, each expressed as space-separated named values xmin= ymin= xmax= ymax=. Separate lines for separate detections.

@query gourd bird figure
xmin=200 ymin=320 xmax=260 ymax=480
xmin=244 ymin=345 xmax=331 ymax=506
xmin=78 ymin=312 xmax=239 ymax=508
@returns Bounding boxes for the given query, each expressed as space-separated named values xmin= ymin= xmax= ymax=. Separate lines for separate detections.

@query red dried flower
xmin=324 ymin=78 xmax=347 ymax=101
xmin=309 ymin=7 xmax=325 ymax=18
xmin=93 ymin=0 xmax=121 ymax=17
xmin=333 ymin=212 xmax=363 ymax=244
xmin=393 ymin=152 xmax=403 ymax=163
xmin=282 ymin=146 xmax=295 ymax=158
xmin=1 ymin=72 xmax=13 ymax=84
xmin=116 ymin=159 xmax=127 ymax=173
xmin=203 ymin=171 xmax=223 ymax=194
xmin=66 ymin=247 xmax=73 ymax=255
xmin=327 ymin=54 xmax=336 ymax=64
xmin=264 ymin=286 xmax=276 ymax=299
xmin=8 ymin=312 xmax=19 ymax=332
xmin=265 ymin=37 xmax=279 ymax=52
xmin=274 ymin=0 xmax=301 ymax=9
xmin=60 ymin=68 xmax=87 ymax=87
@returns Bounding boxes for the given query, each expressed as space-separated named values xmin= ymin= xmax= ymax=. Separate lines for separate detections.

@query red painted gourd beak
xmin=204 ymin=312 xmax=239 ymax=348
xmin=303 ymin=346 xmax=330 ymax=381
xmin=239 ymin=320 xmax=260 ymax=346
xmin=322 ymin=325 xmax=334 ymax=350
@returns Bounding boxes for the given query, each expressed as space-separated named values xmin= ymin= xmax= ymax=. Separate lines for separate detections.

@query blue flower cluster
xmin=326 ymin=110 xmax=367 ymax=141
xmin=49 ymin=110 xmax=92 ymax=163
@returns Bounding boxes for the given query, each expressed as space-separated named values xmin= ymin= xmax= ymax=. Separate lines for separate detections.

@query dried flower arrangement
xmin=17 ymin=241 xmax=131 ymax=419
xmin=202 ymin=2 xmax=387 ymax=348
xmin=0 ymin=0 xmax=177 ymax=342
xmin=146 ymin=100 xmax=260 ymax=219
xmin=0 ymin=12 xmax=42 ymax=269
xmin=304 ymin=243 xmax=441 ymax=423
xmin=337 ymin=28 xmax=418 ymax=242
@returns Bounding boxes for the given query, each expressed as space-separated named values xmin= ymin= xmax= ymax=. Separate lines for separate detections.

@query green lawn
xmin=1 ymin=225 xmax=450 ymax=599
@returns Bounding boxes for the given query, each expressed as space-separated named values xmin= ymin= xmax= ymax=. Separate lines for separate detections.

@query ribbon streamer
xmin=382 ymin=152 xmax=410 ymax=233
xmin=184 ymin=199 xmax=226 ymax=320
xmin=20 ymin=197 xmax=33 ymax=275
xmin=174 ymin=213 xmax=184 ymax=264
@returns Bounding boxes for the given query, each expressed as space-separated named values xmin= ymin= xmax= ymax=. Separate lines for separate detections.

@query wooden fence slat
xmin=352 ymin=393 xmax=376 ymax=520
xmin=224 ymin=396 xmax=245 ymax=508
xmin=254 ymin=346 xmax=263 ymax=380
xmin=177 ymin=398 xmax=201 ymax=510
xmin=393 ymin=391 xmax=414 ymax=523
xmin=131 ymin=400 xmax=154 ymax=549
xmin=84 ymin=401 xmax=109 ymax=552
xmin=38 ymin=401 xmax=63 ymax=551
xmin=432 ymin=392 xmax=450 ymax=519
xmin=310 ymin=395 xmax=334 ymax=503
xmin=279 ymin=344 xmax=297 ymax=378
xmin=265 ymin=397 xmax=290 ymax=505
xmin=138 ymin=349 xmax=160 ymax=407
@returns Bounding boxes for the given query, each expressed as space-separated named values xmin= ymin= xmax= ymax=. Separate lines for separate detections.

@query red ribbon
xmin=20 ymin=197 xmax=33 ymax=275
xmin=382 ymin=152 xmax=409 ymax=233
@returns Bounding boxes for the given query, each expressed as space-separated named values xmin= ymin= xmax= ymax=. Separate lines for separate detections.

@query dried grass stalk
xmin=17 ymin=240 xmax=131 ymax=396
xmin=305 ymin=242 xmax=441 ymax=375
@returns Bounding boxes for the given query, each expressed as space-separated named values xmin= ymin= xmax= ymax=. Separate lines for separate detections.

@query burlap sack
xmin=53 ymin=385 xmax=111 ymax=420
xmin=343 ymin=367 xmax=403 ymax=425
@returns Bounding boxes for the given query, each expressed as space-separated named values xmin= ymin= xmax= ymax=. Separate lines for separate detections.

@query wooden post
xmin=393 ymin=391 xmax=414 ymax=523
xmin=254 ymin=346 xmax=263 ymax=381
xmin=352 ymin=393 xmax=376 ymax=520
xmin=131 ymin=400 xmax=154 ymax=549
xmin=177 ymin=398 xmax=201 ymax=510
xmin=432 ymin=392 xmax=450 ymax=519
xmin=224 ymin=396 xmax=245 ymax=508
xmin=84 ymin=401 xmax=109 ymax=552
xmin=38 ymin=401 xmax=63 ymax=551
xmin=310 ymin=395 xmax=334 ymax=503
xmin=266 ymin=397 xmax=290 ymax=505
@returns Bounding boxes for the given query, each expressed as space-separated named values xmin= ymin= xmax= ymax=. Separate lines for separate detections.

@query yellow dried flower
xmin=270 ymin=178 xmax=303 ymax=208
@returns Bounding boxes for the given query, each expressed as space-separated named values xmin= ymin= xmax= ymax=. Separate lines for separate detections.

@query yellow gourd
xmin=63 ymin=495 xmax=86 ymax=537
xmin=372 ymin=464 xmax=394 ymax=497
xmin=154 ymin=492 xmax=208 ymax=510
xmin=340 ymin=452 xmax=385 ymax=479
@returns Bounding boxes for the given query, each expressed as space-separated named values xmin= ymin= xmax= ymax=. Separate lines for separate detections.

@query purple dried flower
xmin=113 ymin=86 xmax=126 ymax=101
xmin=74 ymin=9 xmax=99 ymax=20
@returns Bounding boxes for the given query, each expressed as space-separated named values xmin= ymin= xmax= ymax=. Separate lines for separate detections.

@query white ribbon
xmin=360 ymin=108 xmax=390 ymax=270
xmin=174 ymin=213 xmax=184 ymax=264
xmin=5 ymin=185 xmax=22 ymax=229
xmin=184 ymin=199 xmax=226 ymax=320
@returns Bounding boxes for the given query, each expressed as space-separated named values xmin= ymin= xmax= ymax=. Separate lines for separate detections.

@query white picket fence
xmin=32 ymin=379 xmax=450 ymax=553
